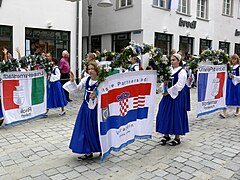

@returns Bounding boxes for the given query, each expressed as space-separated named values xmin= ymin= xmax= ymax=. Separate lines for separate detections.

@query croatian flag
xmin=1 ymin=70 xmax=47 ymax=125
xmin=98 ymin=70 xmax=157 ymax=160
xmin=197 ymin=64 xmax=227 ymax=117
xmin=169 ymin=0 xmax=179 ymax=10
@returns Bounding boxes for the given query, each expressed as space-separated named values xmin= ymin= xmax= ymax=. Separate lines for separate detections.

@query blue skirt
xmin=156 ymin=90 xmax=189 ymax=135
xmin=0 ymin=100 xmax=3 ymax=118
xmin=184 ymin=86 xmax=191 ymax=111
xmin=47 ymin=81 xmax=68 ymax=108
xmin=69 ymin=101 xmax=101 ymax=154
xmin=226 ymin=79 xmax=240 ymax=106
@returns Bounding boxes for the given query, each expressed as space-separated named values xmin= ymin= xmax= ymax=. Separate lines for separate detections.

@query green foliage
xmin=198 ymin=49 xmax=229 ymax=65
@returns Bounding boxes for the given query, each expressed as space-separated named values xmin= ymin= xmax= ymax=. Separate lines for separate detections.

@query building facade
xmin=82 ymin=0 xmax=240 ymax=67
xmin=0 ymin=0 xmax=82 ymax=78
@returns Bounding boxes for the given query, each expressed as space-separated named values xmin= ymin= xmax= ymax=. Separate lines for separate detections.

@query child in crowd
xmin=156 ymin=53 xmax=189 ymax=146
xmin=220 ymin=54 xmax=240 ymax=118
xmin=129 ymin=56 xmax=140 ymax=71
xmin=64 ymin=61 xmax=101 ymax=160
xmin=46 ymin=58 xmax=67 ymax=117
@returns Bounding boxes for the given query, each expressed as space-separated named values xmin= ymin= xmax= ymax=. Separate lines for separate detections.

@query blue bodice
xmin=84 ymin=77 xmax=98 ymax=103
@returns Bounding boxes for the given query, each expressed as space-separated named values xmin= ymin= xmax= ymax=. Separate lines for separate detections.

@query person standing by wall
xmin=59 ymin=50 xmax=72 ymax=102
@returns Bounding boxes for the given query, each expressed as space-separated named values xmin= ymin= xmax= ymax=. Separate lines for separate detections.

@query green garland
xmin=198 ymin=49 xmax=229 ymax=65
xmin=0 ymin=55 xmax=52 ymax=73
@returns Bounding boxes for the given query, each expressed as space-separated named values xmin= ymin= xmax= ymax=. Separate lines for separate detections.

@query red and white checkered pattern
xmin=120 ymin=98 xmax=129 ymax=116
xmin=133 ymin=95 xmax=146 ymax=108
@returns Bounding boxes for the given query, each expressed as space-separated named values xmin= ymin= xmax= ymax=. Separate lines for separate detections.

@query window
xmin=179 ymin=36 xmax=194 ymax=55
xmin=155 ymin=33 xmax=172 ymax=56
xmin=117 ymin=0 xmax=132 ymax=8
xmin=199 ymin=39 xmax=211 ymax=53
xmin=235 ymin=43 xmax=240 ymax=56
xmin=197 ymin=0 xmax=208 ymax=19
xmin=0 ymin=25 xmax=13 ymax=61
xmin=238 ymin=0 xmax=240 ymax=18
xmin=25 ymin=28 xmax=70 ymax=59
xmin=91 ymin=36 xmax=101 ymax=53
xmin=219 ymin=41 xmax=230 ymax=54
xmin=153 ymin=0 xmax=170 ymax=9
xmin=112 ymin=33 xmax=131 ymax=53
xmin=178 ymin=0 xmax=190 ymax=15
xmin=223 ymin=0 xmax=233 ymax=16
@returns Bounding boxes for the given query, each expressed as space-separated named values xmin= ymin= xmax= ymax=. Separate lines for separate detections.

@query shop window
xmin=0 ymin=25 xmax=12 ymax=61
xmin=25 ymin=28 xmax=70 ymax=60
xmin=219 ymin=41 xmax=230 ymax=54
xmin=155 ymin=33 xmax=172 ymax=56
xmin=234 ymin=43 xmax=240 ymax=56
xmin=179 ymin=36 xmax=194 ymax=55
xmin=91 ymin=36 xmax=101 ymax=53
xmin=112 ymin=33 xmax=131 ymax=53
xmin=199 ymin=39 xmax=211 ymax=53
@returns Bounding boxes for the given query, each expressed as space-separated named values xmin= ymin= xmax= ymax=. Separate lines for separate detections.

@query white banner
xmin=98 ymin=70 xmax=157 ymax=160
xmin=0 ymin=70 xmax=47 ymax=125
xmin=197 ymin=65 xmax=227 ymax=117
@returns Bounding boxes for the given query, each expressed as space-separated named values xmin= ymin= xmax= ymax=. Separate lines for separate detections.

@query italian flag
xmin=3 ymin=77 xmax=44 ymax=110
xmin=1 ymin=70 xmax=47 ymax=126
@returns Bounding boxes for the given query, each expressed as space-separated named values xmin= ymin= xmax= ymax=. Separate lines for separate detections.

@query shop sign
xmin=179 ymin=18 xmax=197 ymax=29
xmin=235 ymin=29 xmax=240 ymax=36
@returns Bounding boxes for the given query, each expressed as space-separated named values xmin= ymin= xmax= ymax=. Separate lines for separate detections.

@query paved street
xmin=0 ymin=89 xmax=239 ymax=180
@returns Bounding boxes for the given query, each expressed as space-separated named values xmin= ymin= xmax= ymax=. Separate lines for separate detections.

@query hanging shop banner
xmin=0 ymin=70 xmax=47 ymax=126
xmin=98 ymin=70 xmax=157 ymax=160
xmin=197 ymin=64 xmax=227 ymax=117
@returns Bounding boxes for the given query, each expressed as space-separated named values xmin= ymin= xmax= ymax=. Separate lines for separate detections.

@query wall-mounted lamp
xmin=186 ymin=31 xmax=190 ymax=37
xmin=224 ymin=37 xmax=227 ymax=42
xmin=205 ymin=34 xmax=209 ymax=39
xmin=163 ymin=27 xmax=168 ymax=33
xmin=47 ymin=21 xmax=52 ymax=28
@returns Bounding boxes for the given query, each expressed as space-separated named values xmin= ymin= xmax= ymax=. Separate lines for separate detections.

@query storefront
xmin=25 ymin=28 xmax=70 ymax=59
xmin=179 ymin=36 xmax=194 ymax=55
xmin=155 ymin=33 xmax=172 ymax=56
xmin=0 ymin=25 xmax=12 ymax=61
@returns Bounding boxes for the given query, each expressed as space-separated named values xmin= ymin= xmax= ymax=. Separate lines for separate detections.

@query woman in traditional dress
xmin=220 ymin=54 xmax=240 ymax=118
xmin=156 ymin=53 xmax=189 ymax=146
xmin=65 ymin=61 xmax=101 ymax=159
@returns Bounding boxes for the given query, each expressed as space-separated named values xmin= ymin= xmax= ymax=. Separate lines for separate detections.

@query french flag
xmin=198 ymin=72 xmax=226 ymax=102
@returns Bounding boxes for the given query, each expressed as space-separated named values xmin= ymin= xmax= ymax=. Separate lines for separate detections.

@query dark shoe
xmin=58 ymin=111 xmax=66 ymax=117
xmin=219 ymin=113 xmax=226 ymax=118
xmin=168 ymin=138 xmax=181 ymax=146
xmin=160 ymin=136 xmax=171 ymax=145
xmin=78 ymin=153 xmax=93 ymax=160
xmin=67 ymin=99 xmax=72 ymax=102
xmin=0 ymin=119 xmax=3 ymax=126
xmin=43 ymin=113 xmax=48 ymax=118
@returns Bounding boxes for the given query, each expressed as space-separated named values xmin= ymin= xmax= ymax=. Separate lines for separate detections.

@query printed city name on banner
xmin=197 ymin=64 xmax=227 ymax=117
xmin=98 ymin=70 xmax=157 ymax=160
xmin=0 ymin=70 xmax=47 ymax=126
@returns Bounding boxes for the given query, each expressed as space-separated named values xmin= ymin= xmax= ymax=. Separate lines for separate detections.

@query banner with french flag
xmin=0 ymin=70 xmax=47 ymax=125
xmin=197 ymin=64 xmax=227 ymax=117
xmin=98 ymin=70 xmax=157 ymax=160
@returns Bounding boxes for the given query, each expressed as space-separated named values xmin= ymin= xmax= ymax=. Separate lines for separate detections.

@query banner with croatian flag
xmin=0 ymin=70 xmax=47 ymax=125
xmin=197 ymin=64 xmax=227 ymax=117
xmin=98 ymin=70 xmax=157 ymax=160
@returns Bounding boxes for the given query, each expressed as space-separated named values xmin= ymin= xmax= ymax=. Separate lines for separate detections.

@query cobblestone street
xmin=0 ymin=89 xmax=239 ymax=180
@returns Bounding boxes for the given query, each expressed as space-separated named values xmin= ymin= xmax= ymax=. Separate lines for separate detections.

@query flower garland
xmin=198 ymin=49 xmax=229 ymax=65
xmin=0 ymin=55 xmax=52 ymax=73
xmin=97 ymin=42 xmax=172 ymax=84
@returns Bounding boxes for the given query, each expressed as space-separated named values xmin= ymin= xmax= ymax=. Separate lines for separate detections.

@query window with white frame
xmin=178 ymin=0 xmax=191 ymax=15
xmin=238 ymin=0 xmax=240 ymax=18
xmin=153 ymin=0 xmax=170 ymax=9
xmin=197 ymin=0 xmax=208 ymax=19
xmin=117 ymin=0 xmax=132 ymax=8
xmin=222 ymin=0 xmax=233 ymax=16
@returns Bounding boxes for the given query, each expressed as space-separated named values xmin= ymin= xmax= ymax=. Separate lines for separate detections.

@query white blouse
xmin=49 ymin=66 xmax=61 ymax=82
xmin=232 ymin=64 xmax=240 ymax=85
xmin=63 ymin=76 xmax=98 ymax=109
xmin=167 ymin=67 xmax=187 ymax=99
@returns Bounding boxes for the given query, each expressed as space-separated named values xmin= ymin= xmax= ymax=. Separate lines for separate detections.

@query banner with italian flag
xmin=0 ymin=70 xmax=47 ymax=126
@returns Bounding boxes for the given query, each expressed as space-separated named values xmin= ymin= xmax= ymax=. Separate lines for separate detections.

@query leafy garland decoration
xmin=0 ymin=55 xmax=52 ymax=73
